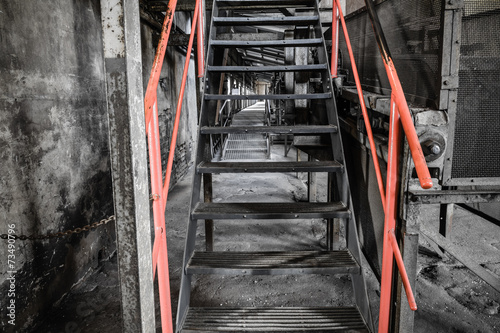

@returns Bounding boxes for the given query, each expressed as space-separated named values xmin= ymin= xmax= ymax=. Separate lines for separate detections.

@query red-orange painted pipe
xmin=331 ymin=1 xmax=339 ymax=78
xmin=389 ymin=228 xmax=417 ymax=311
xmin=145 ymin=0 xmax=179 ymax=128
xmin=162 ymin=0 xmax=201 ymax=207
xmin=196 ymin=0 xmax=205 ymax=78
xmin=143 ymin=2 xmax=178 ymax=331
xmin=147 ymin=101 xmax=173 ymax=333
xmin=362 ymin=0 xmax=432 ymax=190
xmin=378 ymin=95 xmax=401 ymax=333
xmin=335 ymin=0 xmax=386 ymax=211
xmin=383 ymin=59 xmax=432 ymax=189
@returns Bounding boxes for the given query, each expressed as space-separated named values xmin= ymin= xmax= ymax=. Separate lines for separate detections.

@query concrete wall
xmin=0 ymin=1 xmax=198 ymax=331
xmin=0 ymin=0 xmax=115 ymax=331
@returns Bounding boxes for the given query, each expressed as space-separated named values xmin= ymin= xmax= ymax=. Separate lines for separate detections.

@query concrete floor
xmin=34 ymin=144 xmax=500 ymax=332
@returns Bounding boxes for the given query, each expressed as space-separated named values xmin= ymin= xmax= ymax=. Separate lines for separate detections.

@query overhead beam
xmin=148 ymin=0 xmax=213 ymax=11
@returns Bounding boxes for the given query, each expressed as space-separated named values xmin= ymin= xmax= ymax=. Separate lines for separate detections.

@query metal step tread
xmin=186 ymin=250 xmax=360 ymax=275
xmin=182 ymin=307 xmax=369 ymax=332
xmin=192 ymin=202 xmax=350 ymax=219
xmin=197 ymin=161 xmax=343 ymax=173
xmin=213 ymin=16 xmax=319 ymax=26
xmin=207 ymin=64 xmax=327 ymax=72
xmin=205 ymin=93 xmax=332 ymax=100
xmin=211 ymin=38 xmax=322 ymax=48
xmin=201 ymin=125 xmax=337 ymax=135
xmin=216 ymin=0 xmax=315 ymax=8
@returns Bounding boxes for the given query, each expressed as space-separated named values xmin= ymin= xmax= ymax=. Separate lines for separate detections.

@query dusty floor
xmin=35 ymin=145 xmax=499 ymax=332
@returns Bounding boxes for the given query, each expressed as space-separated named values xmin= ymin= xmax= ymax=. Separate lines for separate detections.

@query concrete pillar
xmin=100 ymin=0 xmax=155 ymax=332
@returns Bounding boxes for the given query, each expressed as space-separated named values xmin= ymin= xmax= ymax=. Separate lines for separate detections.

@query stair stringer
xmin=175 ymin=0 xmax=223 ymax=329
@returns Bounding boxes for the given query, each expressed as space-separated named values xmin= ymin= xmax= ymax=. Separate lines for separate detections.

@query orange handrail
xmin=144 ymin=0 xmax=204 ymax=331
xmin=144 ymin=2 xmax=178 ymax=332
xmin=161 ymin=0 xmax=201 ymax=207
xmin=146 ymin=102 xmax=173 ymax=333
xmin=389 ymin=228 xmax=417 ymax=310
xmin=335 ymin=0 xmax=386 ymax=211
xmin=335 ymin=1 xmax=424 ymax=331
xmin=363 ymin=0 xmax=432 ymax=190
xmin=145 ymin=1 xmax=179 ymax=129
xmin=384 ymin=59 xmax=432 ymax=189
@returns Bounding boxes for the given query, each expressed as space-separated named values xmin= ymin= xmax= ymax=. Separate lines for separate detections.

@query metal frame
xmin=441 ymin=0 xmax=500 ymax=186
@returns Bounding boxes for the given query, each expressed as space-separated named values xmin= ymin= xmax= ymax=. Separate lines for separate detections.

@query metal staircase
xmin=176 ymin=0 xmax=373 ymax=331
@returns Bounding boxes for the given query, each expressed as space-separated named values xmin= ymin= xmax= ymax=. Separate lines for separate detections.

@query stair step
xmin=207 ymin=64 xmax=327 ymax=73
xmin=182 ymin=307 xmax=369 ymax=332
xmin=211 ymin=38 xmax=322 ymax=48
xmin=213 ymin=16 xmax=319 ymax=26
xmin=192 ymin=202 xmax=350 ymax=220
xmin=205 ymin=93 xmax=332 ymax=100
xmin=197 ymin=161 xmax=343 ymax=173
xmin=186 ymin=250 xmax=360 ymax=275
xmin=201 ymin=125 xmax=337 ymax=135
xmin=217 ymin=0 xmax=314 ymax=8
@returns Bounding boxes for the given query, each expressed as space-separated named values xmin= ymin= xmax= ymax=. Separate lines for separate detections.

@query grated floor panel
xmin=223 ymin=102 xmax=269 ymax=160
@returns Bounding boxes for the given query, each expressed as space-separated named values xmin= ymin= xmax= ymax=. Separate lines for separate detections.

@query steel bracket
xmin=441 ymin=75 xmax=459 ymax=89
xmin=445 ymin=0 xmax=464 ymax=10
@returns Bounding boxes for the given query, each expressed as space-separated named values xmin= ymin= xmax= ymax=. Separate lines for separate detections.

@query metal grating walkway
xmin=222 ymin=102 xmax=269 ymax=160
xmin=182 ymin=307 xmax=369 ymax=332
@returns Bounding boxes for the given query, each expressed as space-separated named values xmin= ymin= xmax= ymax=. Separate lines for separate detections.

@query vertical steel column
xmin=100 ymin=0 xmax=155 ymax=332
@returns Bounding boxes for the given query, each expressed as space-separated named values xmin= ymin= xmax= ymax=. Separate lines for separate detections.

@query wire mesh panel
xmin=339 ymin=0 xmax=442 ymax=108
xmin=450 ymin=1 xmax=500 ymax=181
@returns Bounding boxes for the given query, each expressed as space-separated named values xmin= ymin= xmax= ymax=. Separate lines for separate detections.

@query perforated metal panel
xmin=450 ymin=1 xmax=500 ymax=181
xmin=339 ymin=0 xmax=442 ymax=108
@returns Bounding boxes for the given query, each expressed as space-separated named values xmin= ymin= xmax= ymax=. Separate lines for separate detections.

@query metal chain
xmin=0 ymin=215 xmax=115 ymax=241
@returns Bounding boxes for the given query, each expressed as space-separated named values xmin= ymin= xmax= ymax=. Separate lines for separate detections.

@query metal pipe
xmin=335 ymin=0 xmax=386 ymax=210
xmin=388 ymin=228 xmax=417 ymax=311
xmin=147 ymin=100 xmax=173 ymax=333
xmin=143 ymin=2 xmax=179 ymax=332
xmin=162 ymin=0 xmax=201 ymax=205
xmin=145 ymin=0 xmax=179 ymax=128
xmin=363 ymin=0 xmax=432 ymax=189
